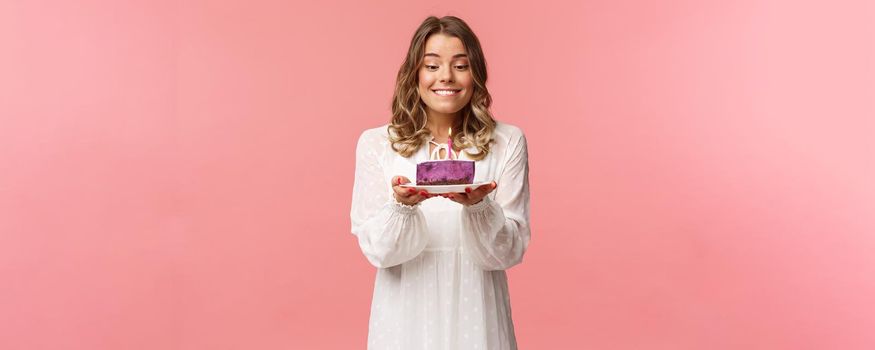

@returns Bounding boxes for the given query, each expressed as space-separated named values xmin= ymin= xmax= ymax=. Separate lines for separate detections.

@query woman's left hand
xmin=444 ymin=181 xmax=497 ymax=206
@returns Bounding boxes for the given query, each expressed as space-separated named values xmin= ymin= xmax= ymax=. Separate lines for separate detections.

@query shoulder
xmin=356 ymin=123 xmax=391 ymax=148
xmin=493 ymin=121 xmax=527 ymax=145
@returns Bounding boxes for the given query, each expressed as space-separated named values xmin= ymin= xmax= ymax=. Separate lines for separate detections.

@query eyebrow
xmin=424 ymin=53 xmax=468 ymax=59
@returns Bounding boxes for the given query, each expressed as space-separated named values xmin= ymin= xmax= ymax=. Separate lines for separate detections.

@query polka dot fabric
xmin=350 ymin=122 xmax=531 ymax=349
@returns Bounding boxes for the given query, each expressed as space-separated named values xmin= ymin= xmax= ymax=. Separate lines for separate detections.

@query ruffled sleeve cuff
xmin=462 ymin=195 xmax=496 ymax=214
xmin=390 ymin=197 xmax=421 ymax=214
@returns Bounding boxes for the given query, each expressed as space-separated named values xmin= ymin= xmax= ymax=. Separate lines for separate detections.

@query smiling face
xmin=417 ymin=33 xmax=474 ymax=121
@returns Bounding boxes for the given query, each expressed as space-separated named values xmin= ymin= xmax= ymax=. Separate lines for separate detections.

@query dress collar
xmin=421 ymin=134 xmax=473 ymax=161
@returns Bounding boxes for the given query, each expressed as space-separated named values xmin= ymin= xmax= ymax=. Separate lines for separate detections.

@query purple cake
xmin=416 ymin=160 xmax=475 ymax=186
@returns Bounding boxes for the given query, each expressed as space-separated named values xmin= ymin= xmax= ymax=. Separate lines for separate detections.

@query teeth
xmin=434 ymin=90 xmax=459 ymax=96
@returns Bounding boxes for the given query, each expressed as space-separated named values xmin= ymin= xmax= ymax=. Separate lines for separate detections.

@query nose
xmin=439 ymin=65 xmax=454 ymax=83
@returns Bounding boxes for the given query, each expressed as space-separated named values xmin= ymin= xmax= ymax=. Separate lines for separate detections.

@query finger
xmin=468 ymin=184 xmax=492 ymax=199
xmin=391 ymin=176 xmax=414 ymax=197
xmin=391 ymin=176 xmax=412 ymax=186
xmin=480 ymin=181 xmax=497 ymax=192
xmin=474 ymin=183 xmax=493 ymax=195
xmin=397 ymin=191 xmax=425 ymax=205
xmin=448 ymin=192 xmax=468 ymax=204
xmin=405 ymin=189 xmax=429 ymax=201
xmin=394 ymin=184 xmax=418 ymax=197
xmin=411 ymin=193 xmax=429 ymax=203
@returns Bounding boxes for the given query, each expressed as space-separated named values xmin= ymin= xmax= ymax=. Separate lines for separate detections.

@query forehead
xmin=423 ymin=34 xmax=467 ymax=58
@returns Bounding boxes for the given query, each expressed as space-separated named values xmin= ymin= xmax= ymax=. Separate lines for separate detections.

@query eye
xmin=455 ymin=65 xmax=469 ymax=70
xmin=425 ymin=65 xmax=438 ymax=70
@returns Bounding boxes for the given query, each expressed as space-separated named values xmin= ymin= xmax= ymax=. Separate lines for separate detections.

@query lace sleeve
xmin=460 ymin=129 xmax=531 ymax=271
xmin=350 ymin=128 xmax=429 ymax=268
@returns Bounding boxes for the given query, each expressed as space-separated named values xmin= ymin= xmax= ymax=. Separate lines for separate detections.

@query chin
xmin=433 ymin=107 xmax=464 ymax=114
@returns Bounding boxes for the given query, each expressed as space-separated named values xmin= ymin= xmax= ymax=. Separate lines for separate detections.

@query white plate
xmin=400 ymin=181 xmax=493 ymax=194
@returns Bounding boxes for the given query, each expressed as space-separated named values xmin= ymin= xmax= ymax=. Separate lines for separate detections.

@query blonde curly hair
xmin=387 ymin=16 xmax=496 ymax=160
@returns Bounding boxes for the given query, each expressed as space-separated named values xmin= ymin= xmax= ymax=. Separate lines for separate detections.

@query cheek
xmin=418 ymin=73 xmax=432 ymax=92
xmin=418 ymin=69 xmax=432 ymax=82
xmin=462 ymin=74 xmax=474 ymax=89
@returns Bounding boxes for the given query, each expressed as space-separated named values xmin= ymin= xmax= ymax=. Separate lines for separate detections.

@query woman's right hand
xmin=392 ymin=176 xmax=431 ymax=206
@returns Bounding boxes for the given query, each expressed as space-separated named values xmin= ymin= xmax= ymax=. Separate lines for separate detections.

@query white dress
xmin=350 ymin=121 xmax=531 ymax=350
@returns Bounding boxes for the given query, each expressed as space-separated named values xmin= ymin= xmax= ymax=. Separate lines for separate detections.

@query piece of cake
xmin=416 ymin=159 xmax=475 ymax=185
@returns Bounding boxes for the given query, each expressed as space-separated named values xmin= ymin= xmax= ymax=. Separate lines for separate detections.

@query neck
xmin=426 ymin=111 xmax=457 ymax=140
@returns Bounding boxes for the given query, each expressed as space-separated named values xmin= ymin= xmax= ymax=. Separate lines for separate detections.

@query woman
xmin=350 ymin=15 xmax=531 ymax=350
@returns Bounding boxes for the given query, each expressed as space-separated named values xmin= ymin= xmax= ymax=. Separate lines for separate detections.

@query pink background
xmin=1 ymin=0 xmax=873 ymax=349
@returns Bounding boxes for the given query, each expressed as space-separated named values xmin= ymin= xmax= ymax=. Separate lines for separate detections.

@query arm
xmin=460 ymin=131 xmax=531 ymax=271
xmin=349 ymin=129 xmax=429 ymax=268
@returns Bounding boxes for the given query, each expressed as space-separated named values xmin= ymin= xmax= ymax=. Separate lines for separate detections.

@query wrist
xmin=463 ymin=196 xmax=492 ymax=212
xmin=393 ymin=193 xmax=420 ymax=207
